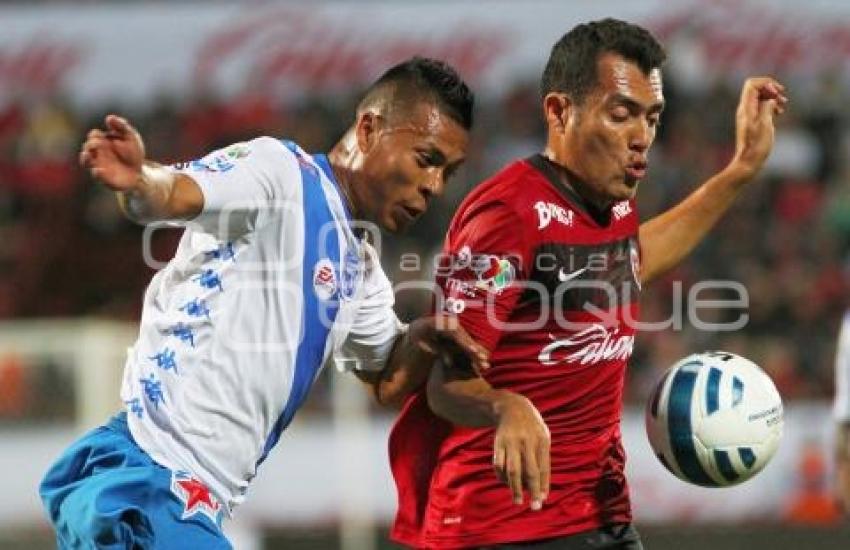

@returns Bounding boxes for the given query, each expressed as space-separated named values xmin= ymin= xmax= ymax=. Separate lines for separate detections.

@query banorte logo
xmin=538 ymin=324 xmax=635 ymax=367
xmin=194 ymin=7 xmax=511 ymax=96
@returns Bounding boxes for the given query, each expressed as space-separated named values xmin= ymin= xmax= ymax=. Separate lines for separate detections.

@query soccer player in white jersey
xmin=39 ymin=57 xmax=486 ymax=549
xmin=835 ymin=311 xmax=850 ymax=512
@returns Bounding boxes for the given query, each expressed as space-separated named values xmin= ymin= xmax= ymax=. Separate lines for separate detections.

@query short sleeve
xmin=835 ymin=311 xmax=850 ymax=422
xmin=172 ymin=137 xmax=298 ymax=235
xmin=334 ymin=244 xmax=405 ymax=373
xmin=436 ymin=200 xmax=532 ymax=353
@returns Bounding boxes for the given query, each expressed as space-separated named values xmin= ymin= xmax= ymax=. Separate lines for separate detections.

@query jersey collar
xmin=313 ymin=153 xmax=354 ymax=225
xmin=526 ymin=154 xmax=614 ymax=227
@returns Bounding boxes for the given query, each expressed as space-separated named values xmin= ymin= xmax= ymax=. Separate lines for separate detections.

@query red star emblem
xmin=176 ymin=477 xmax=220 ymax=516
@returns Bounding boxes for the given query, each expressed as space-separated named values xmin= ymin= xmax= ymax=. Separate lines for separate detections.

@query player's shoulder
xmin=247 ymin=136 xmax=301 ymax=165
xmin=454 ymin=158 xmax=547 ymax=225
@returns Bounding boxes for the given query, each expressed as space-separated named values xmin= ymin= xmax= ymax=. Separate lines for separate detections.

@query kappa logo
xmin=534 ymin=201 xmax=574 ymax=230
xmin=313 ymin=258 xmax=337 ymax=301
xmin=170 ymin=471 xmax=221 ymax=523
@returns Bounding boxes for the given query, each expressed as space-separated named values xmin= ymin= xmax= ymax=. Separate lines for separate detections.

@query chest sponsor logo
xmin=313 ymin=258 xmax=337 ymax=301
xmin=538 ymin=324 xmax=635 ymax=366
xmin=534 ymin=201 xmax=574 ymax=230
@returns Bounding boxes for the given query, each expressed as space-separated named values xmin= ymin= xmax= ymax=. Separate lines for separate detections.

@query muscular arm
xmin=638 ymin=164 xmax=750 ymax=284
xmin=81 ymin=115 xmax=204 ymax=224
xmin=426 ymin=360 xmax=516 ymax=427
xmin=353 ymin=315 xmax=489 ymax=409
xmin=638 ymin=77 xmax=788 ymax=285
xmin=426 ymin=362 xmax=551 ymax=509
xmin=116 ymin=162 xmax=204 ymax=224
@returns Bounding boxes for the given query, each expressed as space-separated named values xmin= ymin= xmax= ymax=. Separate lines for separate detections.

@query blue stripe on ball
xmin=668 ymin=362 xmax=718 ymax=487
xmin=713 ymin=449 xmax=739 ymax=483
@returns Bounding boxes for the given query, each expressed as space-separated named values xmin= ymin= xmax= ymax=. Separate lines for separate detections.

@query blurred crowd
xmin=0 ymin=69 xmax=848 ymax=419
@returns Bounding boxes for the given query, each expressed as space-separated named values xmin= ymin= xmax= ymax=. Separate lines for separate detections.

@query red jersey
xmin=390 ymin=155 xmax=642 ymax=549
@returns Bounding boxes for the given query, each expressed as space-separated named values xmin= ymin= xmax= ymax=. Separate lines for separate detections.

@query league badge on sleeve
xmin=473 ymin=256 xmax=515 ymax=294
xmin=178 ymin=143 xmax=252 ymax=173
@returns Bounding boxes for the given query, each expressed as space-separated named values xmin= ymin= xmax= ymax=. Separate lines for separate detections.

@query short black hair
xmin=541 ymin=18 xmax=666 ymax=103
xmin=359 ymin=56 xmax=474 ymax=130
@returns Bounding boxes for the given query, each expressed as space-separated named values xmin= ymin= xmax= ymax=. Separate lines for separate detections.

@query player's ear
xmin=355 ymin=111 xmax=381 ymax=154
xmin=543 ymin=93 xmax=572 ymax=133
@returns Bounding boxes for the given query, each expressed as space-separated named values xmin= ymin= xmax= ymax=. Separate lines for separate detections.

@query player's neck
xmin=540 ymin=150 xmax=613 ymax=212
xmin=326 ymin=143 xmax=361 ymax=220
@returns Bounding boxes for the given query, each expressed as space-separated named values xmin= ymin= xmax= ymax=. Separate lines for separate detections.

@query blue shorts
xmin=39 ymin=412 xmax=231 ymax=549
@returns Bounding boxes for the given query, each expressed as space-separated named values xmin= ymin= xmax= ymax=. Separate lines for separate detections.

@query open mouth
xmin=625 ymin=161 xmax=647 ymax=181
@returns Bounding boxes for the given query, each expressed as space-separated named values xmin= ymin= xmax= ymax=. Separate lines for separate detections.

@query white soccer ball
xmin=645 ymin=351 xmax=784 ymax=487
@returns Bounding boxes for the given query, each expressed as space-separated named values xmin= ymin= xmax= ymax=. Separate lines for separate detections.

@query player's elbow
xmin=375 ymin=383 xmax=409 ymax=409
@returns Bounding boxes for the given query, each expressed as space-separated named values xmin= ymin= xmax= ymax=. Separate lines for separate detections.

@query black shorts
xmin=476 ymin=524 xmax=643 ymax=550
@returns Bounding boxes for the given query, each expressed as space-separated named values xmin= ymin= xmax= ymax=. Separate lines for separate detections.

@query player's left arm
xmin=335 ymin=244 xmax=488 ymax=409
xmin=638 ymin=77 xmax=788 ymax=285
xmin=353 ymin=313 xmax=489 ymax=409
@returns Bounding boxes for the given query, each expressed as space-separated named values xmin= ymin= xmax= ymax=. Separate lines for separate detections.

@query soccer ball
xmin=645 ymin=351 xmax=783 ymax=487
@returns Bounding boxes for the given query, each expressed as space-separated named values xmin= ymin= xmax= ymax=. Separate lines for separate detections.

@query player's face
xmin=355 ymin=103 xmax=469 ymax=233
xmin=549 ymin=53 xmax=664 ymax=205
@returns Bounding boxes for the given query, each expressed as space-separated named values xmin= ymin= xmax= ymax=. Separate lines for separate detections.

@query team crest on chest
xmin=313 ymin=258 xmax=338 ymax=301
xmin=170 ymin=470 xmax=221 ymax=522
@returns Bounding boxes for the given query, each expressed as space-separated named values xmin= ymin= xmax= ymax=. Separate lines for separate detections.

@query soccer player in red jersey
xmin=389 ymin=19 xmax=787 ymax=549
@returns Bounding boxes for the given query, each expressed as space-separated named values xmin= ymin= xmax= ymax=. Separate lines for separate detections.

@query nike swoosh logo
xmin=558 ymin=266 xmax=588 ymax=283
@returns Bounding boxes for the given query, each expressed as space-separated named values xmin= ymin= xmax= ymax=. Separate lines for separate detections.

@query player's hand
xmin=80 ymin=114 xmax=146 ymax=192
xmin=492 ymin=392 xmax=551 ymax=511
xmin=408 ymin=313 xmax=490 ymax=374
xmin=728 ymin=77 xmax=788 ymax=181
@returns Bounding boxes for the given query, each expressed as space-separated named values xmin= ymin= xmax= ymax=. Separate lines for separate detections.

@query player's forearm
xmin=117 ymin=162 xmax=202 ymax=224
xmin=365 ymin=333 xmax=437 ymax=409
xmin=638 ymin=163 xmax=753 ymax=285
xmin=426 ymin=362 xmax=521 ymax=428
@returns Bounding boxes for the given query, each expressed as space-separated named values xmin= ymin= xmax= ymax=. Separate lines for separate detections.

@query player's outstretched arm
xmin=80 ymin=114 xmax=204 ymax=224
xmin=638 ymin=77 xmax=788 ymax=285
xmin=355 ymin=314 xmax=490 ymax=408
xmin=426 ymin=363 xmax=550 ymax=511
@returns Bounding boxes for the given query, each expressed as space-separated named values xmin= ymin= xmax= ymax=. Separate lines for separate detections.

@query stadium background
xmin=1 ymin=0 xmax=849 ymax=548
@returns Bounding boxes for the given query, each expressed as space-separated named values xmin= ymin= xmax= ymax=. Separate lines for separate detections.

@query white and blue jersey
xmin=119 ymin=138 xmax=403 ymax=514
